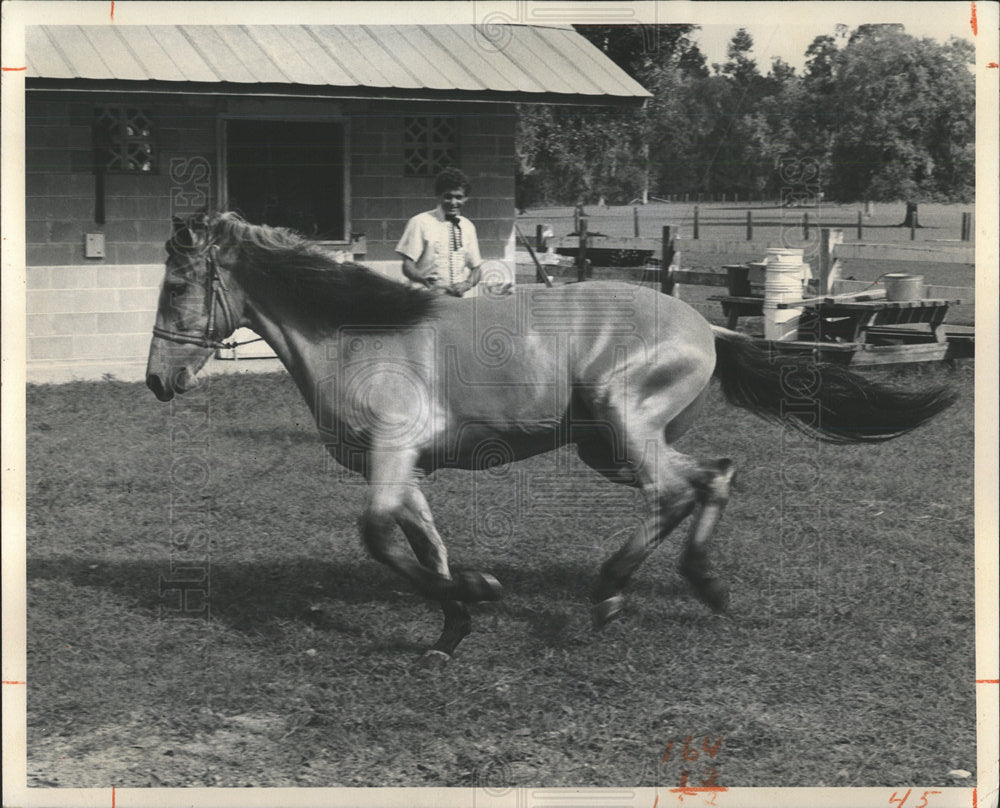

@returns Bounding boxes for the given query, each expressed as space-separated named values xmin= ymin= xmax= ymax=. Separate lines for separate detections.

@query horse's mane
xmin=209 ymin=212 xmax=437 ymax=333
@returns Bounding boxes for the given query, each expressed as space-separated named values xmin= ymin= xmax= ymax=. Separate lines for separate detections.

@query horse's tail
xmin=710 ymin=326 xmax=957 ymax=443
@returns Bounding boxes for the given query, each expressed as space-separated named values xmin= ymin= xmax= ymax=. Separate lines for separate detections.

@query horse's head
xmin=145 ymin=214 xmax=242 ymax=401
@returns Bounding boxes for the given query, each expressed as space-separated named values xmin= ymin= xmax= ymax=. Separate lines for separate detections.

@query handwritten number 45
xmin=890 ymin=790 xmax=942 ymax=808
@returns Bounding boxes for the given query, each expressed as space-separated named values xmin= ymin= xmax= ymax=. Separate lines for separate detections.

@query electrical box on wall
xmin=85 ymin=233 xmax=105 ymax=259
xmin=350 ymin=233 xmax=367 ymax=258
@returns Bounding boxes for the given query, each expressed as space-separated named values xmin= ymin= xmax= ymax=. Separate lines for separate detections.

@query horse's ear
xmin=189 ymin=210 xmax=211 ymax=233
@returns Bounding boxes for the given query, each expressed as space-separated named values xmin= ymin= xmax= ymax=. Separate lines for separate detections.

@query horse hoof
xmin=454 ymin=571 xmax=503 ymax=602
xmin=414 ymin=649 xmax=453 ymax=671
xmin=693 ymin=576 xmax=730 ymax=613
xmin=680 ymin=555 xmax=730 ymax=613
xmin=591 ymin=594 xmax=625 ymax=630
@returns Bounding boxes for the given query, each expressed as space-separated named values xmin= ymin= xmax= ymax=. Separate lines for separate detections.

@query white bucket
xmin=764 ymin=264 xmax=805 ymax=302
xmin=763 ymin=303 xmax=802 ymax=341
xmin=883 ymin=273 xmax=924 ymax=301
xmin=765 ymin=249 xmax=808 ymax=297
xmin=761 ymin=249 xmax=807 ymax=340
xmin=765 ymin=247 xmax=804 ymax=266
xmin=763 ymin=252 xmax=804 ymax=341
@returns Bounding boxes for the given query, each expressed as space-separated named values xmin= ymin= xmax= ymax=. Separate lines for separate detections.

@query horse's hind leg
xmin=395 ymin=487 xmax=472 ymax=662
xmin=590 ymin=445 xmax=734 ymax=629
xmin=590 ymin=484 xmax=695 ymax=628
xmin=678 ymin=459 xmax=735 ymax=612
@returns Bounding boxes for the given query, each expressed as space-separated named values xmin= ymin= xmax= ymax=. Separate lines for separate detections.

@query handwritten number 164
xmin=662 ymin=736 xmax=723 ymax=763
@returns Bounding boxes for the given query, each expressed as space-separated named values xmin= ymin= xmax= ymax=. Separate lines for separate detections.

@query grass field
xmin=26 ymin=356 xmax=976 ymax=788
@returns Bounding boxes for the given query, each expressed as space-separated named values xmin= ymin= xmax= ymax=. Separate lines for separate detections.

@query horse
xmin=146 ymin=212 xmax=956 ymax=663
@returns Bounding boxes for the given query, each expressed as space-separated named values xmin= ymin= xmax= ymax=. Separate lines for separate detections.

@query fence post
xmin=577 ymin=215 xmax=589 ymax=283
xmin=802 ymin=212 xmax=810 ymax=240
xmin=661 ymin=225 xmax=676 ymax=296
xmin=961 ymin=211 xmax=971 ymax=241
xmin=857 ymin=210 xmax=863 ymax=240
xmin=746 ymin=210 xmax=753 ymax=241
xmin=633 ymin=206 xmax=640 ymax=237
xmin=819 ymin=228 xmax=844 ymax=296
xmin=693 ymin=205 xmax=700 ymax=240
xmin=535 ymin=223 xmax=545 ymax=251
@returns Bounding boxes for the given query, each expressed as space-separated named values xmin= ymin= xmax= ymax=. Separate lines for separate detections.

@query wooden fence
xmin=516 ymin=222 xmax=975 ymax=303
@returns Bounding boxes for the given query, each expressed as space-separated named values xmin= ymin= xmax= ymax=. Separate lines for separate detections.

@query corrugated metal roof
xmin=26 ymin=24 xmax=650 ymax=102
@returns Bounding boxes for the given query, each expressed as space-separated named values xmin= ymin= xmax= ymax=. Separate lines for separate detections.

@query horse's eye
xmin=164 ymin=269 xmax=190 ymax=290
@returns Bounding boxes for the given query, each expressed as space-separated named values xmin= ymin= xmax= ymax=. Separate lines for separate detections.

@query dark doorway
xmin=226 ymin=119 xmax=346 ymax=241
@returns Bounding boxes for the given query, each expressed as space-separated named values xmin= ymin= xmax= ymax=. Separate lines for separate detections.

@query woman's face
xmin=438 ymin=187 xmax=467 ymax=218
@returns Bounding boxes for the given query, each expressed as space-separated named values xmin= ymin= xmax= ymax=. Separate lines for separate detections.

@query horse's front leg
xmin=395 ymin=486 xmax=472 ymax=664
xmin=360 ymin=448 xmax=502 ymax=606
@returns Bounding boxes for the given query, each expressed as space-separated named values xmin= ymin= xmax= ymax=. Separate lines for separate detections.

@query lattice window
xmin=95 ymin=107 xmax=156 ymax=173
xmin=403 ymin=116 xmax=458 ymax=177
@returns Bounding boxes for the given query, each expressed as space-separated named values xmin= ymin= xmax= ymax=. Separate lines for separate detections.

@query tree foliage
xmin=516 ymin=24 xmax=975 ymax=206
xmin=825 ymin=28 xmax=975 ymax=200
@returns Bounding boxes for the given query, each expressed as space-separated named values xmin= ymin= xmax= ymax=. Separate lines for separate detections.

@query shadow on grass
xmin=28 ymin=553 xmax=697 ymax=648
xmin=217 ymin=427 xmax=319 ymax=444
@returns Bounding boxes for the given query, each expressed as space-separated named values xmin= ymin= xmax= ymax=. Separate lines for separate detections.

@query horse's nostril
xmin=146 ymin=374 xmax=171 ymax=402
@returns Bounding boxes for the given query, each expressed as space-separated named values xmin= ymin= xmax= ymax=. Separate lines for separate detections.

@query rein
xmin=152 ymin=244 xmax=264 ymax=352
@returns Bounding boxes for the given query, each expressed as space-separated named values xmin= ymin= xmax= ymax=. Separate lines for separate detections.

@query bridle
xmin=152 ymin=242 xmax=262 ymax=351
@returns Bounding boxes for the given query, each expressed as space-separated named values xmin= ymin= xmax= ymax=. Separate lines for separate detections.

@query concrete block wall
xmin=351 ymin=101 xmax=516 ymax=263
xmin=26 ymin=264 xmax=162 ymax=382
xmin=26 ymin=92 xmax=219 ymax=382
xmin=24 ymin=93 xmax=518 ymax=382
xmin=26 ymin=93 xmax=219 ymax=266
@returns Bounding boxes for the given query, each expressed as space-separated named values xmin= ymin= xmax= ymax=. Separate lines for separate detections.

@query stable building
xmin=24 ymin=24 xmax=649 ymax=382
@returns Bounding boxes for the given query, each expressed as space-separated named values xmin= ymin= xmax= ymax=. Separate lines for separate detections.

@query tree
xmin=642 ymin=64 xmax=714 ymax=196
xmin=573 ymin=25 xmax=703 ymax=80
xmin=517 ymin=25 xmax=709 ymax=206
xmin=517 ymin=23 xmax=975 ymax=207
xmin=695 ymin=30 xmax=805 ymax=198
xmin=848 ymin=23 xmax=905 ymax=46
xmin=822 ymin=26 xmax=975 ymax=200
xmin=768 ymin=57 xmax=796 ymax=86
xmin=803 ymin=35 xmax=838 ymax=91
xmin=718 ymin=28 xmax=761 ymax=89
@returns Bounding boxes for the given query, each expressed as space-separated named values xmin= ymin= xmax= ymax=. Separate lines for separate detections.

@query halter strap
xmin=152 ymin=245 xmax=263 ymax=351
